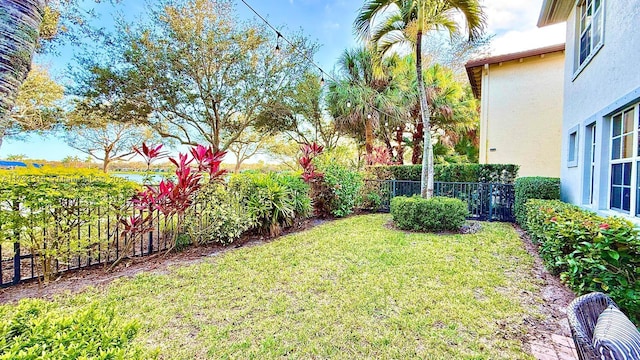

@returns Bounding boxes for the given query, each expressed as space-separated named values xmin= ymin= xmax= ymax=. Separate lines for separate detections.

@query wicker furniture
xmin=567 ymin=292 xmax=618 ymax=360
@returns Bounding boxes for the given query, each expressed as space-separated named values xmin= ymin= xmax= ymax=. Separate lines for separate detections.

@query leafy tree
xmin=1 ymin=65 xmax=64 ymax=149
xmin=5 ymin=154 xmax=27 ymax=161
xmin=65 ymin=123 xmax=152 ymax=173
xmin=256 ymin=71 xmax=342 ymax=151
xmin=227 ymin=127 xmax=271 ymax=173
xmin=355 ymin=0 xmax=485 ymax=197
xmin=75 ymin=0 xmax=315 ymax=153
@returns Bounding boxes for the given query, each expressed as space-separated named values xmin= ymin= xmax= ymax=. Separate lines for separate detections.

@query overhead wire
xmin=238 ymin=0 xmax=407 ymax=126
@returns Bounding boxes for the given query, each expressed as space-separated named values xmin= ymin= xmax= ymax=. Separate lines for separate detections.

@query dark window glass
xmin=611 ymin=187 xmax=621 ymax=209
xmin=624 ymin=163 xmax=632 ymax=186
xmin=623 ymin=188 xmax=631 ymax=211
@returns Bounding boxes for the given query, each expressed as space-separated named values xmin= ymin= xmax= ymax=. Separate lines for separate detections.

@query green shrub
xmin=0 ymin=174 xmax=138 ymax=282
xmin=374 ymin=164 xmax=519 ymax=183
xmin=525 ymin=199 xmax=640 ymax=325
xmin=229 ymin=172 xmax=312 ymax=236
xmin=0 ymin=299 xmax=149 ymax=359
xmin=434 ymin=164 xmax=480 ymax=183
xmin=390 ymin=196 xmax=468 ymax=232
xmin=317 ymin=162 xmax=363 ymax=217
xmin=514 ymin=177 xmax=560 ymax=227
xmin=272 ymin=172 xmax=312 ymax=220
xmin=184 ymin=183 xmax=255 ymax=245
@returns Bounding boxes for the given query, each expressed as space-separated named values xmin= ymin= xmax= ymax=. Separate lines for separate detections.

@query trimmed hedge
xmin=370 ymin=164 xmax=519 ymax=183
xmin=514 ymin=177 xmax=560 ymax=227
xmin=390 ymin=196 xmax=468 ymax=232
xmin=525 ymin=199 xmax=640 ymax=325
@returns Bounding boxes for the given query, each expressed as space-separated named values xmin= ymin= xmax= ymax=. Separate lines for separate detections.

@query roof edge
xmin=538 ymin=0 xmax=573 ymax=27
xmin=465 ymin=43 xmax=565 ymax=69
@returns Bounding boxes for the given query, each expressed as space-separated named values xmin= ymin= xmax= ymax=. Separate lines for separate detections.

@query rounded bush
xmin=390 ymin=196 xmax=468 ymax=232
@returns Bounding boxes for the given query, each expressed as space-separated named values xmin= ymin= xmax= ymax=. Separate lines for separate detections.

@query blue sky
xmin=2 ymin=0 xmax=565 ymax=161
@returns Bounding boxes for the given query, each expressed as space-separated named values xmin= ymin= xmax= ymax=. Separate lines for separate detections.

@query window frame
xmin=568 ymin=125 xmax=579 ymax=167
xmin=583 ymin=122 xmax=597 ymax=205
xmin=573 ymin=0 xmax=605 ymax=79
xmin=608 ymin=103 xmax=639 ymax=215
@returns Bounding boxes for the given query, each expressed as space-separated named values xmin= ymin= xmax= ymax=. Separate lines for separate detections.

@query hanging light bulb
xmin=320 ymin=71 xmax=325 ymax=86
xmin=367 ymin=113 xmax=372 ymax=119
xmin=275 ymin=32 xmax=282 ymax=55
xmin=346 ymin=101 xmax=351 ymax=108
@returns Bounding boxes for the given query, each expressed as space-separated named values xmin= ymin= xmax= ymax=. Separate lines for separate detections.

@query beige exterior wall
xmin=478 ymin=51 xmax=564 ymax=178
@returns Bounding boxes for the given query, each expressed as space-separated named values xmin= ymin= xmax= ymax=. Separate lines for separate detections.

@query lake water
xmin=111 ymin=173 xmax=169 ymax=184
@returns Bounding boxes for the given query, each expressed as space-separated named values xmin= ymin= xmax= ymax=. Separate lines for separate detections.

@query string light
xmin=367 ymin=113 xmax=372 ymax=119
xmin=275 ymin=31 xmax=281 ymax=55
xmin=239 ymin=0 xmax=405 ymax=124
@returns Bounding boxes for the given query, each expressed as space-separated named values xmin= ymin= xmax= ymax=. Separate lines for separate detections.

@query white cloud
xmin=490 ymin=23 xmax=566 ymax=55
xmin=482 ymin=0 xmax=567 ymax=55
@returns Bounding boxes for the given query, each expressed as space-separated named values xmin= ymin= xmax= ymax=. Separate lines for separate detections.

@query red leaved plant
xmin=114 ymin=143 xmax=227 ymax=269
xmin=299 ymin=142 xmax=332 ymax=217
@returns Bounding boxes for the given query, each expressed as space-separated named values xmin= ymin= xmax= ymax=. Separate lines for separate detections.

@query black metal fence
xmin=0 ymin=200 xmax=179 ymax=288
xmin=0 ymin=180 xmax=515 ymax=288
xmin=366 ymin=180 xmax=515 ymax=222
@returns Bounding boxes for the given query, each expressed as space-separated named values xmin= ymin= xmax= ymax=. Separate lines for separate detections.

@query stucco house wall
xmin=466 ymin=47 xmax=564 ymax=178
xmin=552 ymin=1 xmax=640 ymax=214
xmin=540 ymin=0 xmax=640 ymax=220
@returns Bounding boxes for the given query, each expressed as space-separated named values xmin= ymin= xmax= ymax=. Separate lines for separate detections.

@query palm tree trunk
xmin=364 ymin=118 xmax=374 ymax=165
xmin=0 ymin=0 xmax=45 ymax=120
xmin=395 ymin=124 xmax=404 ymax=164
xmin=416 ymin=30 xmax=434 ymax=198
xmin=411 ymin=122 xmax=422 ymax=164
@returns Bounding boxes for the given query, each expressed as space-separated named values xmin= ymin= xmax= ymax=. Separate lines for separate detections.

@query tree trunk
xmin=0 ymin=1 xmax=45 ymax=119
xmin=412 ymin=122 xmax=423 ymax=164
xmin=364 ymin=117 xmax=374 ymax=165
xmin=395 ymin=125 xmax=404 ymax=164
xmin=103 ymin=151 xmax=110 ymax=173
xmin=416 ymin=29 xmax=434 ymax=198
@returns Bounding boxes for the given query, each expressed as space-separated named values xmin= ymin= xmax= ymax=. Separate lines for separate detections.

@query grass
xmin=0 ymin=214 xmax=540 ymax=359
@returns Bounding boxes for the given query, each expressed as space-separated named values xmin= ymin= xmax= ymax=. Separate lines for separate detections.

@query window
xmin=586 ymin=123 xmax=596 ymax=204
xmin=568 ymin=128 xmax=578 ymax=167
xmin=609 ymin=104 xmax=639 ymax=215
xmin=577 ymin=0 xmax=604 ymax=68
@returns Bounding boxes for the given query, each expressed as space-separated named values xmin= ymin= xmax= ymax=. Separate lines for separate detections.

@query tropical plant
xmin=228 ymin=172 xmax=301 ymax=237
xmin=120 ymin=143 xmax=227 ymax=265
xmin=355 ymin=0 xmax=486 ymax=197
xmin=326 ymin=47 xmax=405 ymax=164
xmin=184 ymin=183 xmax=254 ymax=245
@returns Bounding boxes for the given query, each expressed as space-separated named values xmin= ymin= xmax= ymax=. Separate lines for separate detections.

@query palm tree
xmin=326 ymin=47 xmax=403 ymax=164
xmin=355 ymin=0 xmax=485 ymax=197
xmin=0 ymin=0 xmax=46 ymax=120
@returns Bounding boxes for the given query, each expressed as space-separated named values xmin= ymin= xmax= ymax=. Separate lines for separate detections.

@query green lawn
xmin=1 ymin=214 xmax=541 ymax=359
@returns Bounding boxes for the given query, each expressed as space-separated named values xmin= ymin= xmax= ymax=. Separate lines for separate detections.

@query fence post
xmin=488 ymin=183 xmax=494 ymax=222
xmin=12 ymin=201 xmax=20 ymax=285
xmin=391 ymin=179 xmax=396 ymax=198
